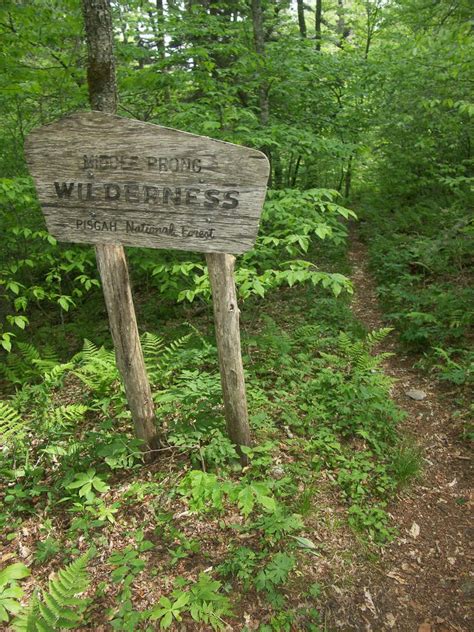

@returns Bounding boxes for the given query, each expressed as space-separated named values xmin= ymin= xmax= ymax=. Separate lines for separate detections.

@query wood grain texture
xmin=96 ymin=244 xmax=160 ymax=448
xmin=25 ymin=111 xmax=270 ymax=254
xmin=206 ymin=253 xmax=251 ymax=462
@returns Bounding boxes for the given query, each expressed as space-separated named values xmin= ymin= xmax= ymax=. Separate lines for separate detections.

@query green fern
xmin=0 ymin=343 xmax=59 ymax=386
xmin=337 ymin=328 xmax=394 ymax=373
xmin=0 ymin=400 xmax=26 ymax=446
xmin=365 ymin=327 xmax=394 ymax=350
xmin=73 ymin=340 xmax=118 ymax=393
xmin=141 ymin=331 xmax=191 ymax=385
xmin=43 ymin=362 xmax=74 ymax=388
xmin=13 ymin=551 xmax=93 ymax=631
xmin=44 ymin=404 xmax=89 ymax=431
xmin=141 ymin=332 xmax=165 ymax=383
xmin=79 ymin=339 xmax=100 ymax=361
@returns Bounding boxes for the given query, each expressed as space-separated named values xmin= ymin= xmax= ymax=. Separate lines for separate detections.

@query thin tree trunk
xmin=344 ymin=154 xmax=353 ymax=199
xmin=81 ymin=0 xmax=159 ymax=451
xmin=297 ymin=0 xmax=306 ymax=38
xmin=291 ymin=155 xmax=302 ymax=187
xmin=250 ymin=0 xmax=269 ymax=126
xmin=315 ymin=0 xmax=322 ymax=51
xmin=149 ymin=0 xmax=166 ymax=59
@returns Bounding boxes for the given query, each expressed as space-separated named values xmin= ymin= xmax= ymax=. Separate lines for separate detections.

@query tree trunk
xmin=297 ymin=0 xmax=306 ymax=38
xmin=344 ymin=153 xmax=353 ymax=199
xmin=315 ymin=0 xmax=322 ymax=51
xmin=81 ymin=0 xmax=160 ymax=451
xmin=250 ymin=0 xmax=269 ymax=127
xmin=155 ymin=0 xmax=166 ymax=59
xmin=82 ymin=0 xmax=117 ymax=113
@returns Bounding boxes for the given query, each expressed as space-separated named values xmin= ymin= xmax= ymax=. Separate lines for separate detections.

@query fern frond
xmin=161 ymin=334 xmax=192 ymax=364
xmin=366 ymin=327 xmax=393 ymax=350
xmin=44 ymin=404 xmax=89 ymax=430
xmin=41 ymin=441 xmax=83 ymax=459
xmin=0 ymin=400 xmax=27 ymax=446
xmin=141 ymin=331 xmax=191 ymax=384
xmin=141 ymin=332 xmax=164 ymax=357
xmin=337 ymin=328 xmax=394 ymax=373
xmin=0 ymin=343 xmax=61 ymax=386
xmin=73 ymin=341 xmax=118 ymax=393
xmin=337 ymin=331 xmax=354 ymax=356
xmin=43 ymin=362 xmax=74 ymax=387
xmin=293 ymin=324 xmax=322 ymax=340
xmin=17 ymin=342 xmax=41 ymax=363
xmin=12 ymin=592 xmax=41 ymax=632
xmin=80 ymin=339 xmax=100 ymax=360
xmin=12 ymin=550 xmax=93 ymax=632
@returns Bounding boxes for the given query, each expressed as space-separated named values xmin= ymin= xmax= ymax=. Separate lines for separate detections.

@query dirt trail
xmin=330 ymin=229 xmax=473 ymax=632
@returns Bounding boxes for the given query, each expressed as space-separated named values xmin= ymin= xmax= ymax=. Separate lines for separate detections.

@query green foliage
xmin=336 ymin=327 xmax=394 ymax=373
xmin=360 ymin=202 xmax=473 ymax=386
xmin=0 ymin=401 xmax=24 ymax=446
xmin=149 ymin=572 xmax=232 ymax=631
xmin=13 ymin=551 xmax=92 ymax=631
xmin=177 ymin=469 xmax=280 ymax=521
xmin=66 ymin=469 xmax=109 ymax=500
xmin=254 ymin=552 xmax=295 ymax=593
xmin=0 ymin=179 xmax=99 ymax=355
xmin=107 ymin=538 xmax=153 ymax=631
xmin=217 ymin=546 xmax=259 ymax=588
xmin=34 ymin=538 xmax=61 ymax=564
xmin=0 ymin=562 xmax=30 ymax=624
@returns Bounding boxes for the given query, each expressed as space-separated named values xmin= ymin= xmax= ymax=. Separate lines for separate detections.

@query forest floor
xmin=325 ymin=229 xmax=473 ymax=632
xmin=2 ymin=228 xmax=472 ymax=632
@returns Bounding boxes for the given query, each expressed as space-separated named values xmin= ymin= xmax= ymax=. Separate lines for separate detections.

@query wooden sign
xmin=25 ymin=111 xmax=270 ymax=255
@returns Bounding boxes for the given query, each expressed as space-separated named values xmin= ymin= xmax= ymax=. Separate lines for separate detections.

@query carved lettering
xmin=168 ymin=158 xmax=179 ymax=172
xmin=76 ymin=219 xmax=117 ymax=231
xmin=126 ymin=221 xmax=177 ymax=236
xmin=54 ymin=182 xmax=75 ymax=198
xmin=124 ymin=184 xmax=140 ymax=203
xmin=163 ymin=187 xmax=182 ymax=205
xmin=146 ymin=157 xmax=202 ymax=173
xmin=222 ymin=191 xmax=239 ymax=209
xmin=81 ymin=154 xmax=203 ymax=173
xmin=105 ymin=184 xmax=120 ymax=200
xmin=53 ymin=182 xmax=240 ymax=209
xmin=204 ymin=190 xmax=220 ymax=208
xmin=144 ymin=185 xmax=159 ymax=203
xmin=81 ymin=154 xmax=140 ymax=170
xmin=181 ymin=226 xmax=215 ymax=240
xmin=185 ymin=188 xmax=200 ymax=205
xmin=77 ymin=183 xmax=95 ymax=201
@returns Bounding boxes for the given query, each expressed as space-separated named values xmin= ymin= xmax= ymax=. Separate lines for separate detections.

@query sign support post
xmin=82 ymin=0 xmax=160 ymax=451
xmin=207 ymin=253 xmax=251 ymax=462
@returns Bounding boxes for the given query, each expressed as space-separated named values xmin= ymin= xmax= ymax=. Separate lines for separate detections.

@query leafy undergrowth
xmin=0 ymin=242 xmax=419 ymax=631
xmin=358 ymin=200 xmax=473 ymax=391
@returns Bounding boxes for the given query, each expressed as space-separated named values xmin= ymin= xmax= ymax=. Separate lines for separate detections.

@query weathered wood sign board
xmin=25 ymin=111 xmax=270 ymax=254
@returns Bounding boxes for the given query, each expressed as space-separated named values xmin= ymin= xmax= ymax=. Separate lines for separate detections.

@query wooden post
xmin=206 ymin=253 xmax=251 ymax=463
xmin=82 ymin=0 xmax=159 ymax=450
